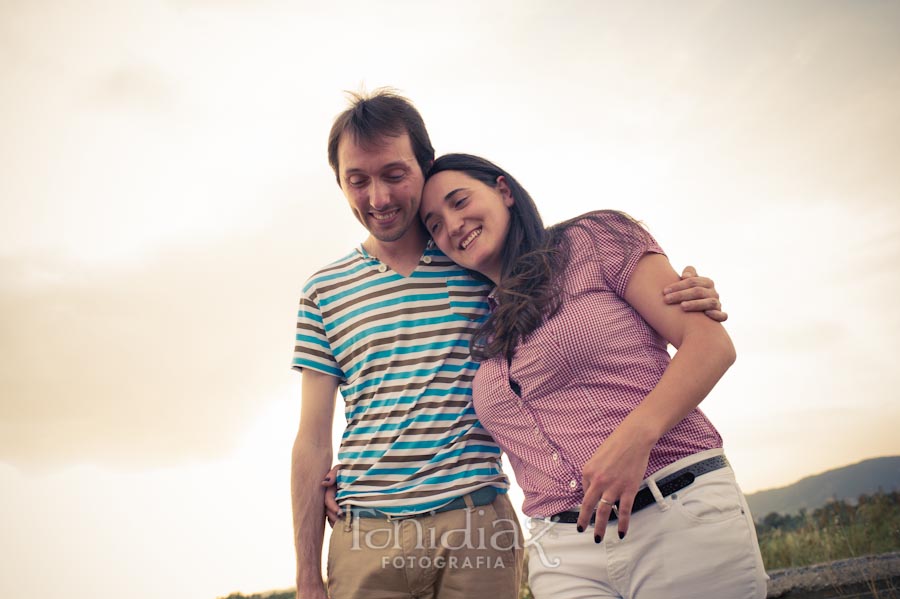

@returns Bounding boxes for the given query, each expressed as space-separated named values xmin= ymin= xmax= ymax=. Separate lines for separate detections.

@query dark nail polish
xmin=594 ymin=535 xmax=602 ymax=544
xmin=576 ymin=525 xmax=584 ymax=533
xmin=619 ymin=531 xmax=625 ymax=540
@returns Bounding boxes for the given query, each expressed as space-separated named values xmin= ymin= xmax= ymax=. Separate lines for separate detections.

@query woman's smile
xmin=459 ymin=227 xmax=482 ymax=250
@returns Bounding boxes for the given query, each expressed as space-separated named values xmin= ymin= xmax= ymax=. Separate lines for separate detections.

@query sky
xmin=1 ymin=1 xmax=899 ymax=598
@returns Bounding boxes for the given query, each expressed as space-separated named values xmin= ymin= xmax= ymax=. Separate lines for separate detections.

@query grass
xmin=756 ymin=490 xmax=900 ymax=571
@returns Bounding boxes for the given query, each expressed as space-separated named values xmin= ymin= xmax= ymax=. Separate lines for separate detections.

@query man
xmin=291 ymin=89 xmax=726 ymax=599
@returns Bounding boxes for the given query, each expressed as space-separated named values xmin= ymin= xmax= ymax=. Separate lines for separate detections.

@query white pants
xmin=526 ymin=449 xmax=768 ymax=599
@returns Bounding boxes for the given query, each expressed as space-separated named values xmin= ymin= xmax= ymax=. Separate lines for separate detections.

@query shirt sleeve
xmin=581 ymin=210 xmax=666 ymax=298
xmin=291 ymin=285 xmax=344 ymax=380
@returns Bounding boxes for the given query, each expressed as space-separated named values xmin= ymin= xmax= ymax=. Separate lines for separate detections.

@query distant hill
xmin=745 ymin=456 xmax=900 ymax=519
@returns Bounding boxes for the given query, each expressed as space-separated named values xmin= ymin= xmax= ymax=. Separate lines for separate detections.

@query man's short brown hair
xmin=327 ymin=88 xmax=435 ymax=185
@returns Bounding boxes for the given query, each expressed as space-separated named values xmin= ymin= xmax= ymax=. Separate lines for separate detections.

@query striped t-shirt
xmin=292 ymin=243 xmax=508 ymax=514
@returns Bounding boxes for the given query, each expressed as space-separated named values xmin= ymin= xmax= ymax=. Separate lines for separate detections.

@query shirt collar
xmin=487 ymin=287 xmax=500 ymax=310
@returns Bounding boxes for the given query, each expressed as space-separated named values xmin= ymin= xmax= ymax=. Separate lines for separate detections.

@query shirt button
xmin=377 ymin=264 xmax=387 ymax=273
xmin=423 ymin=256 xmax=432 ymax=264
xmin=568 ymin=479 xmax=577 ymax=489
xmin=551 ymin=452 xmax=560 ymax=462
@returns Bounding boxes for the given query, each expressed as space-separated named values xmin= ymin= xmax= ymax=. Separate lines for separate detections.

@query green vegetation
xmin=218 ymin=591 xmax=294 ymax=599
xmin=756 ymin=490 xmax=900 ymax=570
xmin=520 ymin=557 xmax=533 ymax=599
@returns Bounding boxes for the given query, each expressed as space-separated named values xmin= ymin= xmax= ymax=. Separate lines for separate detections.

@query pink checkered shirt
xmin=473 ymin=212 xmax=723 ymax=517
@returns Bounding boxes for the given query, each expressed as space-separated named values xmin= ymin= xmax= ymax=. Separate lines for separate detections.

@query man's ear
xmin=496 ymin=176 xmax=514 ymax=207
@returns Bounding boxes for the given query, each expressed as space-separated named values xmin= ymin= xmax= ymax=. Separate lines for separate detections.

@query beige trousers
xmin=327 ymin=492 xmax=524 ymax=599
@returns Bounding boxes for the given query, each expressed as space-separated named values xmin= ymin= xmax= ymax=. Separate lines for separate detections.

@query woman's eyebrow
xmin=442 ymin=188 xmax=467 ymax=201
xmin=422 ymin=187 xmax=469 ymax=225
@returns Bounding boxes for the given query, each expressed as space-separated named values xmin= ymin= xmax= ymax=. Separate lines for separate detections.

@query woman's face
xmin=420 ymin=170 xmax=514 ymax=284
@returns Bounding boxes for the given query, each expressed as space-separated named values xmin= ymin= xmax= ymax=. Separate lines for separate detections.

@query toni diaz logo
xmin=343 ymin=508 xmax=567 ymax=570
xmin=349 ymin=508 xmax=519 ymax=553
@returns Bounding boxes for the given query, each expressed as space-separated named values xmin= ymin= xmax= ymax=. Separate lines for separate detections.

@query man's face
xmin=336 ymin=132 xmax=425 ymax=243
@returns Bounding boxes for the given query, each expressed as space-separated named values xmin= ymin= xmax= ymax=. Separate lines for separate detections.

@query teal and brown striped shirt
xmin=292 ymin=243 xmax=508 ymax=514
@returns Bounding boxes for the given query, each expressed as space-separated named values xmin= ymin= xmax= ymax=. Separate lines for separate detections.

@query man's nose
xmin=368 ymin=180 xmax=391 ymax=210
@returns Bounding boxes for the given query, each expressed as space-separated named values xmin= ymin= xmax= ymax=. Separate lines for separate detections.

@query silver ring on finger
xmin=599 ymin=498 xmax=619 ymax=517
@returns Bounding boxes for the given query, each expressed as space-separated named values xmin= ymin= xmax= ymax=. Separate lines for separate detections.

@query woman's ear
xmin=496 ymin=176 xmax=515 ymax=208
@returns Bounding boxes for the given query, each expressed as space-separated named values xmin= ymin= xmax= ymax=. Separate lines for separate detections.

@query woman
xmin=418 ymin=154 xmax=768 ymax=599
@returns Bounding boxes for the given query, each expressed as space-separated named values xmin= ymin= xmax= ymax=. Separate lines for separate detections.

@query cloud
xmin=760 ymin=322 xmax=846 ymax=353
xmin=0 ymin=204 xmax=347 ymax=468
xmin=3 ymin=0 xmax=899 ymax=478
xmin=89 ymin=64 xmax=176 ymax=112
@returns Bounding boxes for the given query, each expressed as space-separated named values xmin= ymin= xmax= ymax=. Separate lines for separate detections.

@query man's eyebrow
xmin=343 ymin=161 xmax=410 ymax=176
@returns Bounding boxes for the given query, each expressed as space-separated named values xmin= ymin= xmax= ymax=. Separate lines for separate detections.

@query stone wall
xmin=767 ymin=552 xmax=900 ymax=599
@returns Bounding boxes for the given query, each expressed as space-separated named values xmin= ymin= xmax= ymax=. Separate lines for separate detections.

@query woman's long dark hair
xmin=425 ymin=154 xmax=646 ymax=361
